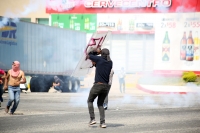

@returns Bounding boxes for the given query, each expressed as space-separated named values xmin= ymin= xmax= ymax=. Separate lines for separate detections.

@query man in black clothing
xmin=53 ymin=76 xmax=64 ymax=93
xmin=87 ymin=48 xmax=112 ymax=128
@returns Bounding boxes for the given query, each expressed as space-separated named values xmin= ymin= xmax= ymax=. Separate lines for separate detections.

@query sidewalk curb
xmin=136 ymin=84 xmax=188 ymax=95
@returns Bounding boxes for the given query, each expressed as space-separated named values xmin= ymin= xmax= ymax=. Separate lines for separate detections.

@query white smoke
xmin=69 ymin=90 xmax=200 ymax=109
xmin=69 ymin=88 xmax=90 ymax=107
xmin=46 ymin=0 xmax=84 ymax=12
xmin=21 ymin=0 xmax=43 ymax=16
xmin=176 ymin=6 xmax=196 ymax=13
xmin=116 ymin=92 xmax=200 ymax=109
xmin=0 ymin=0 xmax=45 ymax=28
xmin=0 ymin=17 xmax=9 ymax=28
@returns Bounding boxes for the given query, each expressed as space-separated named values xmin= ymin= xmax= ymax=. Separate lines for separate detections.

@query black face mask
xmin=101 ymin=48 xmax=112 ymax=61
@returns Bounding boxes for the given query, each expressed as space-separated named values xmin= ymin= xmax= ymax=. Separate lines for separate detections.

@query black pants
xmin=104 ymin=85 xmax=111 ymax=106
xmin=0 ymin=84 xmax=3 ymax=102
xmin=87 ymin=83 xmax=109 ymax=124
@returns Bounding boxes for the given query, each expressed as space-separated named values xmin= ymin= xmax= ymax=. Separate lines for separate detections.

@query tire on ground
xmin=62 ymin=77 xmax=72 ymax=92
xmin=71 ymin=78 xmax=80 ymax=92
xmin=30 ymin=76 xmax=54 ymax=92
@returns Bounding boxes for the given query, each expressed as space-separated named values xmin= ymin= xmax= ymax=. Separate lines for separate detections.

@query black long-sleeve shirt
xmin=89 ymin=53 xmax=112 ymax=84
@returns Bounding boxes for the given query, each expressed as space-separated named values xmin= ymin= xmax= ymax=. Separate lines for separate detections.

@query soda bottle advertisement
xmin=162 ymin=31 xmax=170 ymax=61
xmin=185 ymin=31 xmax=194 ymax=61
xmin=180 ymin=32 xmax=187 ymax=60
xmin=154 ymin=13 xmax=178 ymax=70
xmin=154 ymin=12 xmax=200 ymax=71
xmin=179 ymin=13 xmax=200 ymax=70
xmin=194 ymin=31 xmax=200 ymax=61
xmin=51 ymin=14 xmax=97 ymax=33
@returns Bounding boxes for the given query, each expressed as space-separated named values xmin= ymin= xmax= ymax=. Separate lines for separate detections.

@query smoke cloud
xmin=69 ymin=91 xmax=200 ymax=109
xmin=70 ymin=71 xmax=200 ymax=109
xmin=46 ymin=0 xmax=84 ymax=12
xmin=0 ymin=0 xmax=45 ymax=28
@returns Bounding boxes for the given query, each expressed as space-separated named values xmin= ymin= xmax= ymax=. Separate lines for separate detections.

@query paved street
xmin=0 ymin=89 xmax=200 ymax=133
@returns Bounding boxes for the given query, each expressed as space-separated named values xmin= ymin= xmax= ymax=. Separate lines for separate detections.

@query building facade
xmin=1 ymin=0 xmax=200 ymax=73
xmin=0 ymin=0 xmax=49 ymax=24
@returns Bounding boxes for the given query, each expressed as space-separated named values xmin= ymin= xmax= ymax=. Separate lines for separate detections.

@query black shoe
xmin=100 ymin=123 xmax=107 ymax=128
xmin=89 ymin=119 xmax=96 ymax=125
xmin=104 ymin=107 xmax=107 ymax=110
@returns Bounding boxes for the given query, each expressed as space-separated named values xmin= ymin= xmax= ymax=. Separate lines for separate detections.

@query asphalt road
xmin=0 ymin=91 xmax=200 ymax=133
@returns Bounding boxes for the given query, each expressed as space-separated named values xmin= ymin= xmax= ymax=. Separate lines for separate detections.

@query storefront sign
xmin=84 ymin=0 xmax=171 ymax=8
xmin=97 ymin=14 xmax=155 ymax=34
xmin=154 ymin=12 xmax=200 ymax=71
xmin=51 ymin=14 xmax=97 ymax=33
xmin=98 ymin=22 xmax=115 ymax=27
xmin=46 ymin=0 xmax=200 ymax=13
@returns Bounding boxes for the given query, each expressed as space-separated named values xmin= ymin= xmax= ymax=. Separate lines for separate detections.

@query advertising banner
xmin=154 ymin=12 xmax=200 ymax=71
xmin=97 ymin=13 xmax=154 ymax=34
xmin=46 ymin=0 xmax=200 ymax=14
xmin=51 ymin=14 xmax=97 ymax=33
xmin=51 ymin=13 xmax=155 ymax=34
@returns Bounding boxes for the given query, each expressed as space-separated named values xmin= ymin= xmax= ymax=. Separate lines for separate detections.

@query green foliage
xmin=182 ymin=71 xmax=197 ymax=82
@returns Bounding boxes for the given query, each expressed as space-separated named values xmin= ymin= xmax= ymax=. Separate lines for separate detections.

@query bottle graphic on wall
xmin=162 ymin=31 xmax=170 ymax=61
xmin=180 ymin=32 xmax=187 ymax=60
xmin=129 ymin=19 xmax=134 ymax=31
xmin=53 ymin=22 xmax=58 ymax=27
xmin=84 ymin=18 xmax=90 ymax=30
xmin=70 ymin=19 xmax=74 ymax=29
xmin=117 ymin=19 xmax=122 ymax=31
xmin=194 ymin=31 xmax=199 ymax=61
xmin=186 ymin=31 xmax=194 ymax=61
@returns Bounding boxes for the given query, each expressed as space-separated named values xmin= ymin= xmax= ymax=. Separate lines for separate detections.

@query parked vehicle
xmin=0 ymin=19 xmax=86 ymax=92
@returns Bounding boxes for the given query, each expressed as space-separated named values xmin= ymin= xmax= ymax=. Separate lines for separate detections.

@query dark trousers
xmin=0 ymin=84 xmax=3 ymax=102
xmin=104 ymin=85 xmax=111 ymax=106
xmin=54 ymin=86 xmax=62 ymax=91
xmin=87 ymin=83 xmax=109 ymax=124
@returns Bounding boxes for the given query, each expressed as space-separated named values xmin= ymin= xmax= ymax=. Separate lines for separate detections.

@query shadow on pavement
xmin=107 ymin=123 xmax=125 ymax=128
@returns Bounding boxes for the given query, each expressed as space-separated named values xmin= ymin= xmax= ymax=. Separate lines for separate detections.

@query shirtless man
xmin=4 ymin=61 xmax=26 ymax=115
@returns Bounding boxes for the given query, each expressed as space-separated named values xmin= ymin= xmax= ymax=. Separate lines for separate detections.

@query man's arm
xmin=55 ymin=82 xmax=60 ymax=86
xmin=87 ymin=53 xmax=100 ymax=63
xmin=20 ymin=71 xmax=26 ymax=84
xmin=1 ymin=72 xmax=6 ymax=79
xmin=91 ymin=61 xmax=96 ymax=68
xmin=53 ymin=82 xmax=60 ymax=87
xmin=3 ymin=71 xmax=9 ymax=90
xmin=0 ymin=71 xmax=6 ymax=84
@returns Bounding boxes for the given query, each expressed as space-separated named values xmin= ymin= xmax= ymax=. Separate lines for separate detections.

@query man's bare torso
xmin=7 ymin=70 xmax=23 ymax=86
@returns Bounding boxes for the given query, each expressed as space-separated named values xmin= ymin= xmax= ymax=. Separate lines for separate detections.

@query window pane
xmin=20 ymin=18 xmax=31 ymax=22
xmin=38 ymin=18 xmax=49 ymax=25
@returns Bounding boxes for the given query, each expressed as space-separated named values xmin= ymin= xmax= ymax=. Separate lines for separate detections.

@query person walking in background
xmin=118 ymin=67 xmax=126 ymax=93
xmin=4 ymin=61 xmax=26 ymax=115
xmin=0 ymin=69 xmax=6 ymax=107
xmin=103 ymin=69 xmax=114 ymax=110
xmin=53 ymin=76 xmax=64 ymax=93
xmin=87 ymin=48 xmax=112 ymax=128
